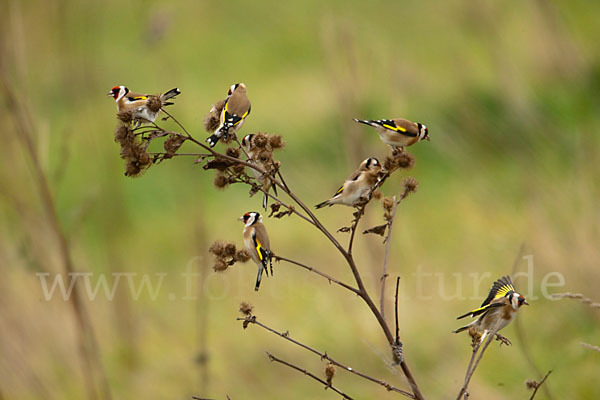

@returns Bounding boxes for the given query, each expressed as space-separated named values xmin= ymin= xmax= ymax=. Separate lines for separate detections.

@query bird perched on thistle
xmin=315 ymin=157 xmax=382 ymax=209
xmin=108 ymin=85 xmax=180 ymax=125
xmin=239 ymin=211 xmax=273 ymax=291
xmin=353 ymin=118 xmax=429 ymax=150
xmin=241 ymin=134 xmax=278 ymax=210
xmin=454 ymin=275 xmax=528 ymax=343
xmin=206 ymin=83 xmax=251 ymax=147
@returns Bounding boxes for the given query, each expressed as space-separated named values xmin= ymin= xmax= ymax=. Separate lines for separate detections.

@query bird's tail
xmin=453 ymin=325 xmax=469 ymax=334
xmin=160 ymin=88 xmax=181 ymax=106
xmin=315 ymin=200 xmax=331 ymax=209
xmin=206 ymin=133 xmax=220 ymax=148
xmin=268 ymin=251 xmax=273 ymax=277
xmin=353 ymin=118 xmax=377 ymax=127
xmin=262 ymin=193 xmax=268 ymax=210
xmin=255 ymin=264 xmax=265 ymax=291
xmin=206 ymin=122 xmax=234 ymax=147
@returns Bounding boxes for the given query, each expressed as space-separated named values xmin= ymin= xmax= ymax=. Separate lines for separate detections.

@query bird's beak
xmin=107 ymin=92 xmax=114 ymax=97
xmin=237 ymin=216 xmax=244 ymax=221
xmin=425 ymin=136 xmax=431 ymax=142
xmin=523 ymin=300 xmax=529 ymax=306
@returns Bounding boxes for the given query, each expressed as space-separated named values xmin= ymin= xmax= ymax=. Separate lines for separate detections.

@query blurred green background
xmin=1 ymin=0 xmax=599 ymax=399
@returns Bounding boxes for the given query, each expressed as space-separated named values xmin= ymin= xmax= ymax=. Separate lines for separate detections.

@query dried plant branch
xmin=1 ymin=75 xmax=111 ymax=400
xmin=552 ymin=293 xmax=600 ymax=308
xmin=266 ymin=352 xmax=355 ymax=400
xmin=456 ymin=330 xmax=496 ymax=400
xmin=392 ymin=277 xmax=403 ymax=364
xmin=273 ymin=255 xmax=360 ymax=295
xmin=121 ymin=109 xmax=425 ymax=399
xmin=528 ymin=370 xmax=552 ymax=400
xmin=239 ymin=315 xmax=414 ymax=398
xmin=580 ymin=342 xmax=600 ymax=353
xmin=379 ymin=181 xmax=416 ymax=319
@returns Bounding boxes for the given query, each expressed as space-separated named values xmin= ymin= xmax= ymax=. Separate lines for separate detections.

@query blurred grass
xmin=1 ymin=0 xmax=600 ymax=399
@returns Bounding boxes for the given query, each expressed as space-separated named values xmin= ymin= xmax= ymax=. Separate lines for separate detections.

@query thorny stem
xmin=265 ymin=352 xmax=355 ymax=400
xmin=380 ymin=186 xmax=413 ymax=319
xmin=273 ymin=255 xmax=360 ymax=295
xmin=529 ymin=370 xmax=552 ymax=400
xmin=240 ymin=316 xmax=414 ymax=398
xmin=268 ymin=169 xmax=425 ymax=399
xmin=347 ymin=206 xmax=366 ymax=255
xmin=149 ymin=115 xmax=425 ymax=399
xmin=456 ymin=330 xmax=497 ymax=400
xmin=394 ymin=277 xmax=402 ymax=364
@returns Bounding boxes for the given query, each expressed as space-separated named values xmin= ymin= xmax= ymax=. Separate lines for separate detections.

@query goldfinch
xmin=454 ymin=275 xmax=528 ymax=343
xmin=108 ymin=85 xmax=180 ymax=124
xmin=353 ymin=118 xmax=429 ymax=149
xmin=239 ymin=211 xmax=273 ymax=291
xmin=241 ymin=134 xmax=278 ymax=210
xmin=315 ymin=157 xmax=382 ymax=209
xmin=206 ymin=83 xmax=251 ymax=147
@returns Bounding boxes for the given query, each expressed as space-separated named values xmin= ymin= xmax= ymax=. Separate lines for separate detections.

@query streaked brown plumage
xmin=353 ymin=118 xmax=429 ymax=149
xmin=239 ymin=211 xmax=272 ymax=291
xmin=315 ymin=157 xmax=382 ymax=209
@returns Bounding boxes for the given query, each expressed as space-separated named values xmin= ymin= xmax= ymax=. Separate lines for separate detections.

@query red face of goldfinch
xmin=239 ymin=211 xmax=260 ymax=226
xmin=108 ymin=85 xmax=128 ymax=101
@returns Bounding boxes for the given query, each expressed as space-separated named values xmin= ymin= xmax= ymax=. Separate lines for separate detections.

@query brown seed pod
xmin=146 ymin=95 xmax=162 ymax=113
xmin=239 ymin=302 xmax=254 ymax=316
xmin=234 ymin=249 xmax=251 ymax=262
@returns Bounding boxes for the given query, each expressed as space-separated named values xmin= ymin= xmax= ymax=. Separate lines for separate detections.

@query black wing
xmin=480 ymin=275 xmax=515 ymax=307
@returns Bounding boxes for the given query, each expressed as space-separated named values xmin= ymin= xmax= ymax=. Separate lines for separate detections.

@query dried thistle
xmin=213 ymin=173 xmax=229 ymax=189
xmin=226 ymin=147 xmax=240 ymax=159
xmin=269 ymin=135 xmax=285 ymax=149
xmin=213 ymin=259 xmax=228 ymax=272
xmin=209 ymin=241 xmax=250 ymax=272
xmin=239 ymin=302 xmax=254 ymax=316
xmin=117 ymin=110 xmax=134 ymax=124
xmin=203 ymin=158 xmax=236 ymax=171
xmin=325 ymin=363 xmax=336 ymax=386
xmin=253 ymin=132 xmax=269 ymax=149
xmin=146 ymin=95 xmax=162 ymax=113
xmin=384 ymin=149 xmax=415 ymax=172
xmin=525 ymin=380 xmax=539 ymax=390
xmin=372 ymin=189 xmax=382 ymax=200
xmin=403 ymin=177 xmax=418 ymax=194
xmin=396 ymin=151 xmax=415 ymax=169
xmin=209 ymin=241 xmax=227 ymax=257
xmin=232 ymin=163 xmax=245 ymax=174
xmin=204 ymin=99 xmax=225 ymax=132
xmin=234 ymin=249 xmax=251 ymax=262
xmin=382 ymin=197 xmax=394 ymax=212
xmin=257 ymin=150 xmax=273 ymax=164
xmin=224 ymin=242 xmax=236 ymax=258
xmin=114 ymin=124 xmax=152 ymax=177
xmin=468 ymin=326 xmax=482 ymax=348
xmin=114 ymin=124 xmax=130 ymax=143
xmin=163 ymin=133 xmax=186 ymax=159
